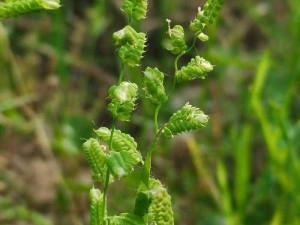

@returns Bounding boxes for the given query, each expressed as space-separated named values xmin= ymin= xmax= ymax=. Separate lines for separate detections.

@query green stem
xmin=118 ymin=63 xmax=125 ymax=84
xmin=140 ymin=126 xmax=164 ymax=190
xmin=170 ymin=34 xmax=199 ymax=95
xmin=102 ymin=117 xmax=116 ymax=223
xmin=154 ymin=104 xmax=161 ymax=133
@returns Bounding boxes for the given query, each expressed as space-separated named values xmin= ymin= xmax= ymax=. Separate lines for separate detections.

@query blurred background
xmin=1 ymin=0 xmax=300 ymax=224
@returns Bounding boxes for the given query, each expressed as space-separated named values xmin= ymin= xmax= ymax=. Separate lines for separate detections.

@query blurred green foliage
xmin=0 ymin=0 xmax=300 ymax=224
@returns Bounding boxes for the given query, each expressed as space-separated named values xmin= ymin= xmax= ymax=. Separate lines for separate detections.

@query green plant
xmin=82 ymin=0 xmax=224 ymax=224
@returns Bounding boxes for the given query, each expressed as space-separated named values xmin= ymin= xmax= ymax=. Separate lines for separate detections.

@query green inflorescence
xmin=82 ymin=0 xmax=223 ymax=224
xmin=163 ymin=103 xmax=209 ymax=138
xmin=96 ymin=127 xmax=142 ymax=165
xmin=143 ymin=67 xmax=168 ymax=106
xmin=89 ymin=188 xmax=106 ymax=225
xmin=83 ymin=138 xmax=109 ymax=184
xmin=108 ymin=81 xmax=138 ymax=121
xmin=148 ymin=179 xmax=174 ymax=225
xmin=113 ymin=26 xmax=146 ymax=67
xmin=176 ymin=56 xmax=214 ymax=82
xmin=0 ymin=0 xmax=60 ymax=18
xmin=190 ymin=0 xmax=224 ymax=33
xmin=166 ymin=22 xmax=187 ymax=55
xmin=121 ymin=0 xmax=148 ymax=22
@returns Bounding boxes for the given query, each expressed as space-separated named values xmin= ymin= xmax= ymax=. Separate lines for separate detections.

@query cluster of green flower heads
xmin=0 ymin=0 xmax=60 ymax=18
xmin=84 ymin=0 xmax=223 ymax=224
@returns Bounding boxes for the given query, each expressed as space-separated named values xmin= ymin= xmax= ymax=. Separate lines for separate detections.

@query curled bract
xmin=163 ymin=103 xmax=208 ymax=138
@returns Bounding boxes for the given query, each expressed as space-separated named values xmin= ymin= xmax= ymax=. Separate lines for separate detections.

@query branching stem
xmin=170 ymin=34 xmax=199 ymax=95
xmin=154 ymin=104 xmax=162 ymax=133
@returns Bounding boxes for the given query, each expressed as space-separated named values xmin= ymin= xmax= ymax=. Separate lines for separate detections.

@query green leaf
xmin=143 ymin=67 xmax=168 ymax=105
xmin=148 ymin=179 xmax=174 ymax=225
xmin=176 ymin=56 xmax=213 ymax=83
xmin=82 ymin=138 xmax=109 ymax=184
xmin=109 ymin=213 xmax=145 ymax=225
xmin=163 ymin=103 xmax=208 ymax=138
xmin=121 ymin=0 xmax=147 ymax=21
xmin=108 ymin=82 xmax=138 ymax=121
xmin=0 ymin=0 xmax=60 ymax=18
xmin=89 ymin=188 xmax=106 ymax=225
xmin=113 ymin=26 xmax=146 ymax=67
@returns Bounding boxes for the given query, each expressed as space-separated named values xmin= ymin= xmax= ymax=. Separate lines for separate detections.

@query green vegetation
xmin=0 ymin=0 xmax=300 ymax=225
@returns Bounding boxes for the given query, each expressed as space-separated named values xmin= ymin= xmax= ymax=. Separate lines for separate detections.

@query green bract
xmin=148 ymin=179 xmax=174 ymax=225
xmin=121 ymin=0 xmax=147 ymax=22
xmin=108 ymin=82 xmax=138 ymax=121
xmin=176 ymin=56 xmax=213 ymax=82
xmin=0 ymin=0 xmax=60 ymax=18
xmin=143 ymin=67 xmax=168 ymax=105
xmin=166 ymin=23 xmax=187 ymax=55
xmin=113 ymin=26 xmax=146 ymax=67
xmin=163 ymin=103 xmax=209 ymax=138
